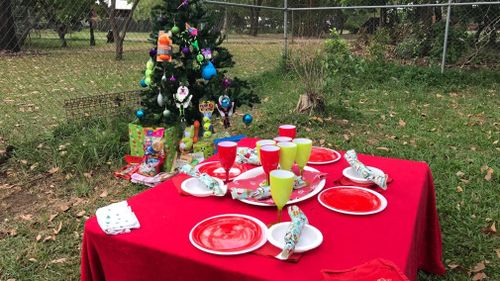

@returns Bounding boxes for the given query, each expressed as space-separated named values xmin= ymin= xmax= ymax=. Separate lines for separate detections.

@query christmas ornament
xmin=201 ymin=61 xmax=217 ymax=80
xmin=157 ymin=93 xmax=164 ymax=107
xmin=140 ymin=79 xmax=147 ymax=88
xmin=177 ymin=0 xmax=189 ymax=9
xmin=161 ymin=73 xmax=168 ymax=83
xmin=169 ymin=75 xmax=176 ymax=82
xmin=149 ymin=48 xmax=157 ymax=58
xmin=145 ymin=77 xmax=152 ymax=86
xmin=181 ymin=46 xmax=190 ymax=55
xmin=203 ymin=131 xmax=212 ymax=138
xmin=223 ymin=78 xmax=231 ymax=89
xmin=217 ymin=95 xmax=235 ymax=129
xmin=242 ymin=114 xmax=253 ymax=125
xmin=201 ymin=48 xmax=212 ymax=59
xmin=185 ymin=23 xmax=198 ymax=37
xmin=146 ymin=59 xmax=154 ymax=70
xmin=171 ymin=25 xmax=180 ymax=34
xmin=203 ymin=122 xmax=210 ymax=131
xmin=196 ymin=53 xmax=204 ymax=63
xmin=174 ymin=86 xmax=192 ymax=122
xmin=156 ymin=31 xmax=173 ymax=62
xmin=199 ymin=100 xmax=215 ymax=139
xmin=145 ymin=69 xmax=153 ymax=77
xmin=221 ymin=97 xmax=231 ymax=109
xmin=163 ymin=109 xmax=171 ymax=117
xmin=191 ymin=40 xmax=199 ymax=50
xmin=136 ymin=109 xmax=145 ymax=119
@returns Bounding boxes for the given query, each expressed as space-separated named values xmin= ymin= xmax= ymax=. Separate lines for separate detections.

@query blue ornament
xmin=242 ymin=114 xmax=253 ymax=125
xmin=201 ymin=61 xmax=217 ymax=80
xmin=139 ymin=79 xmax=147 ymax=88
xmin=135 ymin=109 xmax=145 ymax=119
xmin=221 ymin=97 xmax=231 ymax=109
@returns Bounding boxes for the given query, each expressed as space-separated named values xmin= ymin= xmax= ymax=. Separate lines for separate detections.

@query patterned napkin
xmin=230 ymin=176 xmax=307 ymax=200
xmin=344 ymin=150 xmax=388 ymax=190
xmin=96 ymin=201 xmax=140 ymax=235
xmin=179 ymin=164 xmax=226 ymax=196
xmin=130 ymin=172 xmax=176 ymax=187
xmin=279 ymin=205 xmax=309 ymax=259
xmin=236 ymin=147 xmax=260 ymax=165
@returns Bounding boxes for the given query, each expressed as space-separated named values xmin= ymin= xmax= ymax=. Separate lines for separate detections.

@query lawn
xmin=0 ymin=39 xmax=499 ymax=280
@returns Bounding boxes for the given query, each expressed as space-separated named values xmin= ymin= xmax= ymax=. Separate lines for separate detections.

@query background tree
xmin=0 ymin=0 xmax=21 ymax=52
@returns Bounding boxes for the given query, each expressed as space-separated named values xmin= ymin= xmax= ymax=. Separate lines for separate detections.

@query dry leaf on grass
xmin=480 ymin=164 xmax=489 ymax=173
xmin=376 ymin=147 xmax=390 ymax=152
xmin=48 ymin=167 xmax=60 ymax=174
xmin=456 ymin=186 xmax=464 ymax=193
xmin=48 ymin=213 xmax=58 ymax=222
xmin=7 ymin=278 xmax=16 ymax=281
xmin=99 ymin=190 xmax=108 ymax=198
xmin=399 ymin=119 xmax=406 ymax=127
xmin=482 ymin=222 xmax=496 ymax=234
xmin=20 ymin=214 xmax=33 ymax=221
xmin=343 ymin=134 xmax=350 ymax=141
xmin=470 ymin=261 xmax=486 ymax=273
xmin=53 ymin=222 xmax=62 ymax=235
xmin=456 ymin=171 xmax=465 ymax=177
xmin=35 ymin=234 xmax=42 ymax=241
xmin=472 ymin=272 xmax=487 ymax=281
xmin=484 ymin=168 xmax=493 ymax=181
xmin=58 ymin=203 xmax=71 ymax=212
xmin=495 ymin=248 xmax=500 ymax=258
xmin=447 ymin=263 xmax=460 ymax=269
xmin=50 ymin=258 xmax=67 ymax=264
xmin=28 ymin=258 xmax=37 ymax=262
xmin=83 ymin=172 xmax=92 ymax=179
xmin=43 ymin=235 xmax=55 ymax=242
xmin=76 ymin=210 xmax=86 ymax=217
xmin=319 ymin=139 xmax=325 ymax=145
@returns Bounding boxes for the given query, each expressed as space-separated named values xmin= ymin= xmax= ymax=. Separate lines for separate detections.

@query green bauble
xmin=203 ymin=131 xmax=212 ymax=138
xmin=145 ymin=69 xmax=153 ymax=77
xmin=145 ymin=77 xmax=152 ymax=85
xmin=203 ymin=122 xmax=211 ymax=131
xmin=146 ymin=60 xmax=154 ymax=70
xmin=196 ymin=53 xmax=204 ymax=63
xmin=202 ymin=116 xmax=210 ymax=123
xmin=171 ymin=25 xmax=180 ymax=34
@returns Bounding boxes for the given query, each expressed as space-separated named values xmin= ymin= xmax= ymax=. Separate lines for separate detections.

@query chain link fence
xmin=0 ymin=0 xmax=498 ymax=146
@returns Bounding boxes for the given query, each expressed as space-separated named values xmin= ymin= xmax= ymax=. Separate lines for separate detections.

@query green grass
xmin=1 ymin=42 xmax=499 ymax=280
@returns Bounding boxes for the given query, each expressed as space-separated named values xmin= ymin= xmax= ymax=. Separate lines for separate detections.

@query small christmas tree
xmin=136 ymin=0 xmax=259 ymax=130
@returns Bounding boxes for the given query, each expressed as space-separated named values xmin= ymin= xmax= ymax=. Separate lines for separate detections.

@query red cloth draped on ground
xmin=81 ymin=138 xmax=445 ymax=281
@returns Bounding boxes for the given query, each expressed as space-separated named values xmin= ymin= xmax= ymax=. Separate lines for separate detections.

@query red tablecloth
xmin=81 ymin=138 xmax=445 ymax=281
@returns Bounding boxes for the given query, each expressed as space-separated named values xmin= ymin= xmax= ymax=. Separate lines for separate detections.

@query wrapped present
xmin=193 ymin=140 xmax=214 ymax=159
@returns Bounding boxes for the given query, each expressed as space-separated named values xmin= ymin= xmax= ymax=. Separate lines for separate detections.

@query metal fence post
xmin=283 ymin=0 xmax=288 ymax=60
xmin=441 ymin=0 xmax=453 ymax=74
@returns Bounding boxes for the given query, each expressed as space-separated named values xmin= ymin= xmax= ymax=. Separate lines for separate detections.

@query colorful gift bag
xmin=129 ymin=123 xmax=145 ymax=157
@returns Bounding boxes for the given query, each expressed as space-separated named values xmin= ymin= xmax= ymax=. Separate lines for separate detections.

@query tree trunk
xmin=58 ymin=25 xmax=67 ymax=48
xmin=89 ymin=9 xmax=96 ymax=46
xmin=0 ymin=0 xmax=21 ymax=52
xmin=115 ymin=42 xmax=123 ymax=60
xmin=249 ymin=0 xmax=263 ymax=36
xmin=416 ymin=7 xmax=433 ymax=28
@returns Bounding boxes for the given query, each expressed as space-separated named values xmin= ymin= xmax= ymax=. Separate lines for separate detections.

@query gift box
xmin=193 ymin=140 xmax=214 ymax=159
xmin=128 ymin=123 xmax=181 ymax=172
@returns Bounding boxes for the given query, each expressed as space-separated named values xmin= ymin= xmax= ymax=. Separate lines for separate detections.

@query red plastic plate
xmin=190 ymin=215 xmax=266 ymax=255
xmin=308 ymin=147 xmax=341 ymax=165
xmin=196 ymin=161 xmax=247 ymax=181
xmin=318 ymin=186 xmax=387 ymax=215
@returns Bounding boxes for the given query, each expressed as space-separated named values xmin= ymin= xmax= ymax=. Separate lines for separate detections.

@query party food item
xmin=279 ymin=125 xmax=297 ymax=138
xmin=218 ymin=141 xmax=238 ymax=182
xmin=260 ymin=145 xmax=281 ymax=185
xmin=278 ymin=142 xmax=297 ymax=171
xmin=270 ymin=170 xmax=295 ymax=222
xmin=255 ymin=139 xmax=276 ymax=162
xmin=179 ymin=164 xmax=226 ymax=196
xmin=292 ymin=138 xmax=313 ymax=176
xmin=279 ymin=205 xmax=308 ymax=259
xmin=344 ymin=150 xmax=388 ymax=189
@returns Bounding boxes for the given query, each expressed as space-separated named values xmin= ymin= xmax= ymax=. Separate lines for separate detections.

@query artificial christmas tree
xmin=136 ymin=0 xmax=260 ymax=132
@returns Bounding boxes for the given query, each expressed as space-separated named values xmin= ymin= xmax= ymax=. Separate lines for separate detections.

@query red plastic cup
xmin=273 ymin=136 xmax=292 ymax=143
xmin=279 ymin=125 xmax=297 ymax=139
xmin=218 ymin=141 xmax=238 ymax=182
xmin=260 ymin=145 xmax=281 ymax=185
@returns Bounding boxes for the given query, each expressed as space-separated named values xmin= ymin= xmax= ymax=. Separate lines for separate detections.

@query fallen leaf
xmin=482 ymin=222 xmax=496 ymax=234
xmin=20 ymin=214 xmax=33 ymax=221
xmin=43 ymin=235 xmax=55 ymax=242
xmin=99 ymin=190 xmax=108 ymax=198
xmin=399 ymin=119 xmax=406 ymax=127
xmin=53 ymin=222 xmax=62 ymax=235
xmin=50 ymin=258 xmax=67 ymax=264
xmin=28 ymin=258 xmax=37 ymax=262
xmin=472 ymin=272 xmax=487 ymax=281
xmin=35 ymin=234 xmax=42 ymax=241
xmin=8 ymin=229 xmax=17 ymax=236
xmin=29 ymin=163 xmax=39 ymax=170
xmin=480 ymin=164 xmax=489 ymax=173
xmin=7 ymin=279 xmax=16 ymax=281
xmin=319 ymin=139 xmax=325 ymax=145
xmin=495 ymin=248 xmax=500 ymax=258
xmin=343 ymin=134 xmax=350 ymax=141
xmin=48 ymin=213 xmax=58 ymax=222
xmin=48 ymin=167 xmax=60 ymax=174
xmin=447 ymin=263 xmax=460 ymax=269
xmin=436 ymin=94 xmax=443 ymax=98
xmin=470 ymin=261 xmax=486 ymax=273
xmin=76 ymin=210 xmax=86 ymax=218
xmin=20 ymin=159 xmax=28 ymax=165
xmin=58 ymin=203 xmax=71 ymax=212
xmin=376 ymin=147 xmax=390 ymax=152
xmin=305 ymin=128 xmax=311 ymax=132
xmin=456 ymin=171 xmax=465 ymax=177
xmin=456 ymin=186 xmax=463 ymax=193
xmin=484 ymin=168 xmax=493 ymax=181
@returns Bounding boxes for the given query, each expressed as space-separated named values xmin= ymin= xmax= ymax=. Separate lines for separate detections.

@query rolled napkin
xmin=230 ymin=176 xmax=307 ymax=200
xmin=236 ymin=147 xmax=260 ymax=165
xmin=344 ymin=150 xmax=388 ymax=190
xmin=280 ymin=205 xmax=309 ymax=260
xmin=96 ymin=201 xmax=140 ymax=235
xmin=179 ymin=164 xmax=226 ymax=196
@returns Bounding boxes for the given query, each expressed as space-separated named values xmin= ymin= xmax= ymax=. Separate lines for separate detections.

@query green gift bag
xmin=128 ymin=123 xmax=145 ymax=157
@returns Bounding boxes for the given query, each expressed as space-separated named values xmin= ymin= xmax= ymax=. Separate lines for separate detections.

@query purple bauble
xmin=169 ymin=75 xmax=176 ymax=82
xmin=181 ymin=46 xmax=190 ymax=55
xmin=149 ymin=48 xmax=157 ymax=58
xmin=223 ymin=78 xmax=231 ymax=89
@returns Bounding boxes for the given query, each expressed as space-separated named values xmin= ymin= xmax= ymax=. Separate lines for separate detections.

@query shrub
xmin=368 ymin=28 xmax=391 ymax=61
xmin=429 ymin=22 xmax=472 ymax=64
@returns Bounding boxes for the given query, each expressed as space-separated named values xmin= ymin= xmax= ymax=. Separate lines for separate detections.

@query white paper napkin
xmin=96 ymin=201 xmax=140 ymax=235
